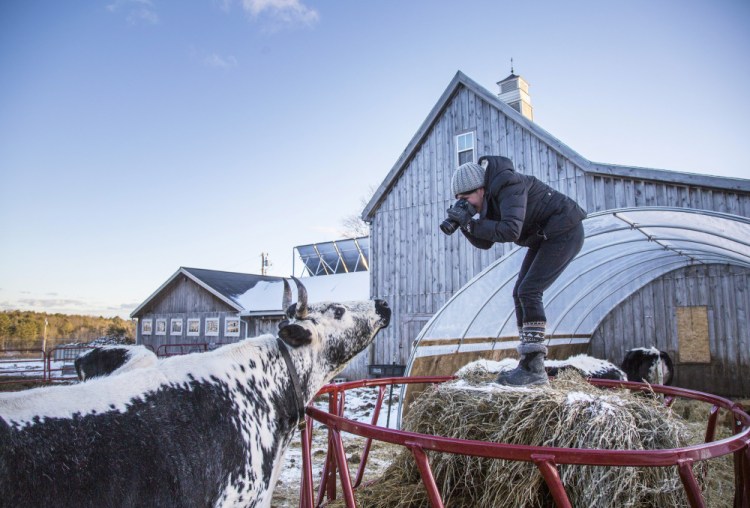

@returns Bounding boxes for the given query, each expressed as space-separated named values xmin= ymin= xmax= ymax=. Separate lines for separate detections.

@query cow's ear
xmin=278 ymin=323 xmax=312 ymax=348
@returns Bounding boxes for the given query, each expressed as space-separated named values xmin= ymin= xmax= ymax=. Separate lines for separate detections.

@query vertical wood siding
xmin=135 ymin=277 xmax=283 ymax=354
xmin=364 ymin=84 xmax=750 ymax=388
xmin=590 ymin=265 xmax=750 ymax=397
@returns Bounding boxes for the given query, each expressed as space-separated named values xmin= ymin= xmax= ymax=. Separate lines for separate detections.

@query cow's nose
xmin=374 ymin=299 xmax=391 ymax=326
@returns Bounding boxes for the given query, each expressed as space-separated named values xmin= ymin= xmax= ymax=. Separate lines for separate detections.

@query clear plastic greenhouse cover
xmin=410 ymin=207 xmax=750 ymax=363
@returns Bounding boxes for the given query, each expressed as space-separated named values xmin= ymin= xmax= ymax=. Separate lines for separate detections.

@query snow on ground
xmin=0 ymin=358 xmax=71 ymax=379
xmin=272 ymin=383 xmax=404 ymax=507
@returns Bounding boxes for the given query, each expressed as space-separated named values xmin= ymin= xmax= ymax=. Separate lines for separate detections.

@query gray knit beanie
xmin=451 ymin=162 xmax=485 ymax=197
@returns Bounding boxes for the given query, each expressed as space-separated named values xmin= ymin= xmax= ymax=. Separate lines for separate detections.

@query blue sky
xmin=1 ymin=0 xmax=748 ymax=319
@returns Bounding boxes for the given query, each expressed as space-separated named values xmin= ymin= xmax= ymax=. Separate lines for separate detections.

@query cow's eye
xmin=333 ymin=306 xmax=345 ymax=320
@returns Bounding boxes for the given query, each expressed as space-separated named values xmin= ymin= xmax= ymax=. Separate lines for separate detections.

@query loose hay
xmin=350 ymin=368 xmax=702 ymax=508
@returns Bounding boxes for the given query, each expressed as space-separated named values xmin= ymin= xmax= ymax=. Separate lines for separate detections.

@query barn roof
xmin=362 ymin=71 xmax=750 ymax=221
xmin=130 ymin=267 xmax=370 ymax=318
xmin=405 ymin=207 xmax=750 ymax=371
xmin=130 ymin=267 xmax=284 ymax=317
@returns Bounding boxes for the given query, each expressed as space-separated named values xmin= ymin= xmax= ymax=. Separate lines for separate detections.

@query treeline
xmin=0 ymin=310 xmax=135 ymax=350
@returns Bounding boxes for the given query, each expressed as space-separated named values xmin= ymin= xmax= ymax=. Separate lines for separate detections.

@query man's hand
xmin=447 ymin=205 xmax=473 ymax=228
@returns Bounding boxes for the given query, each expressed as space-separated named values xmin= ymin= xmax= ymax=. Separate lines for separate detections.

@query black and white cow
xmin=0 ymin=279 xmax=390 ymax=507
xmin=74 ymin=345 xmax=158 ymax=381
xmin=620 ymin=347 xmax=674 ymax=385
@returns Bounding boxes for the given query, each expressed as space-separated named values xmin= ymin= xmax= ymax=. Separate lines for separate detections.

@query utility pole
xmin=260 ymin=252 xmax=272 ymax=275
xmin=42 ymin=318 xmax=48 ymax=353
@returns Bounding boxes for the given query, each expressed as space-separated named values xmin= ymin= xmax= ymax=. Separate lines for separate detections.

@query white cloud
xmin=204 ymin=53 xmax=239 ymax=68
xmin=241 ymin=0 xmax=319 ymax=26
xmin=189 ymin=46 xmax=239 ymax=69
xmin=107 ymin=0 xmax=160 ymax=25
xmin=0 ymin=297 xmax=136 ymax=319
xmin=16 ymin=298 xmax=90 ymax=309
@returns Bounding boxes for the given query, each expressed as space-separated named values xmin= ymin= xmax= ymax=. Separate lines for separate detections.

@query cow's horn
xmin=281 ymin=278 xmax=292 ymax=312
xmin=291 ymin=276 xmax=308 ymax=319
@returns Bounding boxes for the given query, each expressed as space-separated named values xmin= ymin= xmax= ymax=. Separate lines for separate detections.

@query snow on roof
xmin=236 ymin=271 xmax=370 ymax=315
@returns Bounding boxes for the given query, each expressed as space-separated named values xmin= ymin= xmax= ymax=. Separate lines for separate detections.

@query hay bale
xmin=351 ymin=370 xmax=700 ymax=508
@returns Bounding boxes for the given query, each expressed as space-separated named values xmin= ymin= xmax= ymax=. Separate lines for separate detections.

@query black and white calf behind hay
xmin=74 ymin=345 xmax=158 ymax=381
xmin=0 ymin=278 xmax=390 ymax=508
xmin=620 ymin=347 xmax=674 ymax=385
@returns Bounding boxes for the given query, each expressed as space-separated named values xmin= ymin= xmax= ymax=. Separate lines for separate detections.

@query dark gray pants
xmin=513 ymin=222 xmax=585 ymax=328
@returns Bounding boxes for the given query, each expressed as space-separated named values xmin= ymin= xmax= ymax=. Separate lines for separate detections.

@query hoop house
xmin=402 ymin=207 xmax=750 ymax=409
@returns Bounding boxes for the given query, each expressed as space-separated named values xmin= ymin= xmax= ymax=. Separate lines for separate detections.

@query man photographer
xmin=444 ymin=155 xmax=586 ymax=386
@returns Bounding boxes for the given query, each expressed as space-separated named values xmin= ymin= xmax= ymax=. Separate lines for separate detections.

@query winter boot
xmin=495 ymin=322 xmax=549 ymax=386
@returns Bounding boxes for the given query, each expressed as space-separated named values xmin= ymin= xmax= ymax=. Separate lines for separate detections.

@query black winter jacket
xmin=462 ymin=156 xmax=587 ymax=249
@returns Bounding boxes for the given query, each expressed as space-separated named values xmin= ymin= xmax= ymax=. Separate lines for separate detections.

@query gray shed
xmin=361 ymin=70 xmax=750 ymax=396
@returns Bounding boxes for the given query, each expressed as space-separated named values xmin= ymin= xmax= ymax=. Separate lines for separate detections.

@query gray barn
xmin=361 ymin=70 xmax=750 ymax=396
xmin=130 ymin=267 xmax=287 ymax=355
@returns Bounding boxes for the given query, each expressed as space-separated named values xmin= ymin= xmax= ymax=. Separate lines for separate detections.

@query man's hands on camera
xmin=447 ymin=203 xmax=474 ymax=229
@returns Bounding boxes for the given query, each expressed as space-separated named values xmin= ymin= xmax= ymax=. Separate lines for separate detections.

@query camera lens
xmin=439 ymin=219 xmax=458 ymax=235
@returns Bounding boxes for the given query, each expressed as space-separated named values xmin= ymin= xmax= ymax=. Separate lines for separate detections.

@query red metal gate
xmin=301 ymin=376 xmax=750 ymax=508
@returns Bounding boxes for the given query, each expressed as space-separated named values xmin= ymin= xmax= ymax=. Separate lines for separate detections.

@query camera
xmin=439 ymin=198 xmax=476 ymax=235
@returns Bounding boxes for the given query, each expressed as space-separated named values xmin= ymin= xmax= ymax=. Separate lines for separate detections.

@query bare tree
xmin=340 ymin=185 xmax=376 ymax=239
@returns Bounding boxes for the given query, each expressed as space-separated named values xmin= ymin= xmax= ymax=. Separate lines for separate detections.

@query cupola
xmin=497 ymin=60 xmax=533 ymax=121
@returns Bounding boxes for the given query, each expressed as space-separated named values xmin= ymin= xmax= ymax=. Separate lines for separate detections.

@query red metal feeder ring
xmin=298 ymin=376 xmax=750 ymax=508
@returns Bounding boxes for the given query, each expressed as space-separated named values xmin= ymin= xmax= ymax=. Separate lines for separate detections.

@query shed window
xmin=170 ymin=318 xmax=183 ymax=335
xmin=225 ymin=318 xmax=240 ymax=337
xmin=155 ymin=319 xmax=166 ymax=335
xmin=187 ymin=319 xmax=200 ymax=336
xmin=456 ymin=132 xmax=475 ymax=165
xmin=141 ymin=319 xmax=153 ymax=335
xmin=205 ymin=318 xmax=220 ymax=337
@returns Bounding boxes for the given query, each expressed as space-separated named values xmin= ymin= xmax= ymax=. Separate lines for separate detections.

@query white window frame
xmin=155 ymin=319 xmax=167 ymax=336
xmin=170 ymin=318 xmax=183 ymax=335
xmin=141 ymin=319 xmax=153 ymax=335
xmin=205 ymin=317 xmax=220 ymax=337
xmin=187 ymin=318 xmax=200 ymax=337
xmin=225 ymin=317 xmax=240 ymax=337
xmin=456 ymin=131 xmax=476 ymax=166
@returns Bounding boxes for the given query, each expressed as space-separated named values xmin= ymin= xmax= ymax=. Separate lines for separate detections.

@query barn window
xmin=225 ymin=318 xmax=240 ymax=337
xmin=205 ymin=317 xmax=220 ymax=337
xmin=456 ymin=131 xmax=475 ymax=166
xmin=170 ymin=318 xmax=183 ymax=335
xmin=141 ymin=319 xmax=153 ymax=335
xmin=187 ymin=319 xmax=200 ymax=336
xmin=155 ymin=319 xmax=167 ymax=335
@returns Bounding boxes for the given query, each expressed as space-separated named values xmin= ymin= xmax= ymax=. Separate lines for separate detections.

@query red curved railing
xmin=299 ymin=376 xmax=750 ymax=508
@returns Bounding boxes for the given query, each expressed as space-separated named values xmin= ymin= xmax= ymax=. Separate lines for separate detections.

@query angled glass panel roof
xmin=294 ymin=237 xmax=369 ymax=276
xmin=412 ymin=207 xmax=750 ymax=357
